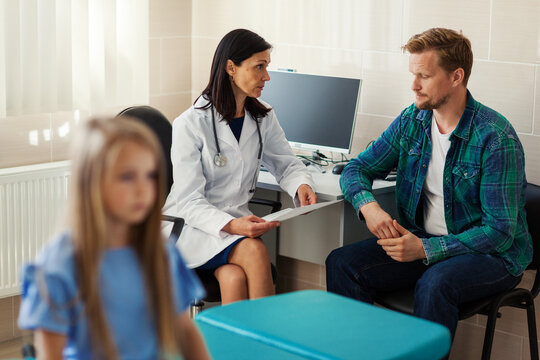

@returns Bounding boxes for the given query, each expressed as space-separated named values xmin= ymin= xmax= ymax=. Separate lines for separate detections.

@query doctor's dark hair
xmin=197 ymin=29 xmax=272 ymax=122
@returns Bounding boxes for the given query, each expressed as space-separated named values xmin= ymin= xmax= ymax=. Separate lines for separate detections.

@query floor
xmin=0 ymin=337 xmax=32 ymax=359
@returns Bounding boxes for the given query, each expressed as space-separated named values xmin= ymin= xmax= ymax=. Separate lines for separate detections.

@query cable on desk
xmin=296 ymin=151 xmax=350 ymax=167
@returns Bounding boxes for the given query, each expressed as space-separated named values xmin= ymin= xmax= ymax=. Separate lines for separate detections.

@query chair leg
xmin=526 ymin=298 xmax=539 ymax=360
xmin=481 ymin=310 xmax=499 ymax=360
xmin=190 ymin=300 xmax=204 ymax=319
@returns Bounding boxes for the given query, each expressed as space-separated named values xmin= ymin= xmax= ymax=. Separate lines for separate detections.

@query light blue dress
xmin=18 ymin=233 xmax=205 ymax=360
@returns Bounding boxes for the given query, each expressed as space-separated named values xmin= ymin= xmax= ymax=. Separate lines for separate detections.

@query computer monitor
xmin=260 ymin=71 xmax=361 ymax=154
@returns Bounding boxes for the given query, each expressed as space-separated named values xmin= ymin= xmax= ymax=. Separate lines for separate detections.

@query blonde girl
xmin=18 ymin=117 xmax=210 ymax=360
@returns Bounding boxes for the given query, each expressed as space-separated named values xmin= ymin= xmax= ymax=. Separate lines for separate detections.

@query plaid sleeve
xmin=340 ymin=113 xmax=403 ymax=216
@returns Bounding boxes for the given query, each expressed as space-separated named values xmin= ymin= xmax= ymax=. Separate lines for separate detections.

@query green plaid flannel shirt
xmin=340 ymin=91 xmax=532 ymax=276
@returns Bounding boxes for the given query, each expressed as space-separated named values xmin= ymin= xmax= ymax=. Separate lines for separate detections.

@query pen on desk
xmin=277 ymin=68 xmax=296 ymax=72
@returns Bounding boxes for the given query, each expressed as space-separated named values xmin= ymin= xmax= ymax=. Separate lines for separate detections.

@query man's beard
xmin=416 ymin=93 xmax=450 ymax=110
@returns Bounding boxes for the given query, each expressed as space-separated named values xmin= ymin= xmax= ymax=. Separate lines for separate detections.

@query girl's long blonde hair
xmin=68 ymin=117 xmax=179 ymax=359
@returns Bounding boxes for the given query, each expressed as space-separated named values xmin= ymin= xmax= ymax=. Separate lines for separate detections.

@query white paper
xmin=262 ymin=199 xmax=343 ymax=222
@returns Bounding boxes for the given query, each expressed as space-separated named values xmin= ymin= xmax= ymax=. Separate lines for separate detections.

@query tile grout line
xmin=488 ymin=0 xmax=493 ymax=61
xmin=532 ymin=66 xmax=537 ymax=135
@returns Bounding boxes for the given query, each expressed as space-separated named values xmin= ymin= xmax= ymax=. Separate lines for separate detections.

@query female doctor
xmin=163 ymin=29 xmax=316 ymax=304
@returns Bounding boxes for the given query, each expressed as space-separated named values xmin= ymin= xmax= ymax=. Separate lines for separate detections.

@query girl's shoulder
xmin=22 ymin=233 xmax=77 ymax=298
xmin=19 ymin=233 xmax=79 ymax=329
xmin=34 ymin=232 xmax=76 ymax=274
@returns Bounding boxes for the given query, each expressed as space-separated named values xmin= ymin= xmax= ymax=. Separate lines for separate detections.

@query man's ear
xmin=452 ymin=68 xmax=465 ymax=87
xmin=226 ymin=59 xmax=235 ymax=76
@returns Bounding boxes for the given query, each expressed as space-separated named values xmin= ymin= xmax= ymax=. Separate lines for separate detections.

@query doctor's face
xmin=229 ymin=49 xmax=271 ymax=100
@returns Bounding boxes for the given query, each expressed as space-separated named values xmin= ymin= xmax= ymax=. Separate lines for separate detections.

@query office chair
xmin=373 ymin=183 xmax=540 ymax=360
xmin=118 ymin=106 xmax=174 ymax=193
xmin=119 ymin=106 xmax=282 ymax=316
xmin=118 ymin=106 xmax=184 ymax=243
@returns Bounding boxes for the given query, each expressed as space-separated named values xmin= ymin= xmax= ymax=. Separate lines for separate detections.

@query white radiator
xmin=0 ymin=161 xmax=70 ymax=298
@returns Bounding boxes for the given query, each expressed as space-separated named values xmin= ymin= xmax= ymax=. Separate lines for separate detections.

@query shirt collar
xmin=451 ymin=90 xmax=477 ymax=141
xmin=414 ymin=90 xmax=477 ymax=141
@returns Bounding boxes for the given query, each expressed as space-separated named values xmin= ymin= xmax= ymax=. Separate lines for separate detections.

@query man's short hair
xmin=403 ymin=28 xmax=473 ymax=86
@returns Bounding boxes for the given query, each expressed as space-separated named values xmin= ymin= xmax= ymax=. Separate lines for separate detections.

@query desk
xmin=257 ymin=169 xmax=395 ymax=201
xmin=196 ymin=290 xmax=451 ymax=360
xmin=252 ymin=168 xmax=396 ymax=265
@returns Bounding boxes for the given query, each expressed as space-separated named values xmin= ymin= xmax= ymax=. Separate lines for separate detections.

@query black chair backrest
xmin=525 ymin=183 xmax=540 ymax=296
xmin=118 ymin=106 xmax=174 ymax=195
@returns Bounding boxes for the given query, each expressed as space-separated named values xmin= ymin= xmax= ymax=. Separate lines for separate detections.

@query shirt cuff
xmin=352 ymin=190 xmax=376 ymax=218
xmin=216 ymin=213 xmax=237 ymax=238
xmin=421 ymin=236 xmax=446 ymax=265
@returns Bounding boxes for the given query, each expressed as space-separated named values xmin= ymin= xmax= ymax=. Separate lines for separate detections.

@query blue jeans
xmin=325 ymin=238 xmax=522 ymax=338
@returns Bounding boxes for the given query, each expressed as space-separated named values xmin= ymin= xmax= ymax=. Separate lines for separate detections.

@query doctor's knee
xmin=230 ymin=238 xmax=270 ymax=265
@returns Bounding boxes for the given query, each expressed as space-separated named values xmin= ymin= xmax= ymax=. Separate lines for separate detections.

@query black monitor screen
xmin=260 ymin=71 xmax=361 ymax=154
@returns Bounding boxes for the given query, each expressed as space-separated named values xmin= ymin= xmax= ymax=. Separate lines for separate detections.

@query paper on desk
xmin=262 ymin=199 xmax=342 ymax=222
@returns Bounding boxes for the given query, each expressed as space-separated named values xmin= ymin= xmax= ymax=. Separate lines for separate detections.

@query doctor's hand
xmin=377 ymin=220 xmax=426 ymax=262
xmin=222 ymin=215 xmax=280 ymax=238
xmin=297 ymin=184 xmax=317 ymax=206
xmin=360 ymin=201 xmax=400 ymax=239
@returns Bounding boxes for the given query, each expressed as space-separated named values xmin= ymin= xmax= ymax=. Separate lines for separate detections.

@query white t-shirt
xmin=422 ymin=116 xmax=452 ymax=236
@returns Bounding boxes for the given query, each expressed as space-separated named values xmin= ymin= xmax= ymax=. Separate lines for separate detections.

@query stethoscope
xmin=210 ymin=104 xmax=263 ymax=193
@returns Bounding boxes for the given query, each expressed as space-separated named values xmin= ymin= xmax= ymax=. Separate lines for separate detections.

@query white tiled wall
xmin=148 ymin=0 xmax=193 ymax=122
xmin=402 ymin=0 xmax=491 ymax=59
xmin=2 ymin=0 xmax=539 ymax=180
xmin=189 ymin=1 xmax=540 ymax=178
xmin=490 ymin=0 xmax=540 ymax=64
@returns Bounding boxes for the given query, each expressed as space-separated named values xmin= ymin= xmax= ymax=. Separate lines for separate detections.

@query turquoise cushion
xmin=197 ymin=320 xmax=308 ymax=359
xmin=196 ymin=290 xmax=450 ymax=360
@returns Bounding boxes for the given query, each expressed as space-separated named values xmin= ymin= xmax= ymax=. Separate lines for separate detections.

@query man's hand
xmin=360 ymin=202 xmax=400 ymax=239
xmin=297 ymin=184 xmax=317 ymax=206
xmin=377 ymin=220 xmax=426 ymax=262
xmin=222 ymin=215 xmax=280 ymax=238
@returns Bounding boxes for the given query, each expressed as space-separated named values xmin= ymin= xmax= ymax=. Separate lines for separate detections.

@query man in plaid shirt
xmin=326 ymin=28 xmax=532 ymax=339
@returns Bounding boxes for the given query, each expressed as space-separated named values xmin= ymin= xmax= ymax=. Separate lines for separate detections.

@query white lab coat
xmin=163 ymin=97 xmax=315 ymax=268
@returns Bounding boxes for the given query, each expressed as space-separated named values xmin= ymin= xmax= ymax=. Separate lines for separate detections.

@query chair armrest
xmin=163 ymin=215 xmax=185 ymax=244
xmin=249 ymin=198 xmax=282 ymax=213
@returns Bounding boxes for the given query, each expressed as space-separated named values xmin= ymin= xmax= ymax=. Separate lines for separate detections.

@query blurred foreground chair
xmin=374 ymin=183 xmax=540 ymax=360
xmin=196 ymin=290 xmax=451 ymax=359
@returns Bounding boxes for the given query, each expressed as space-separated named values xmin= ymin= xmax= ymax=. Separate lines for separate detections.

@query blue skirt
xmin=195 ymin=237 xmax=245 ymax=271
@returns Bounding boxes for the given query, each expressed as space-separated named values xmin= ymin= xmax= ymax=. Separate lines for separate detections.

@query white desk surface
xmin=257 ymin=166 xmax=395 ymax=201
